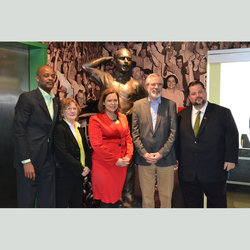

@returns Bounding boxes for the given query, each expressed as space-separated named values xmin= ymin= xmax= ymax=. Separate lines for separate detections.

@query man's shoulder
xmin=134 ymin=97 xmax=147 ymax=106
xmin=18 ymin=89 xmax=39 ymax=101
xmin=161 ymin=97 xmax=175 ymax=106
xmin=53 ymin=95 xmax=60 ymax=104
xmin=21 ymin=88 xmax=38 ymax=95
xmin=178 ymin=106 xmax=191 ymax=116
xmin=207 ymin=102 xmax=230 ymax=113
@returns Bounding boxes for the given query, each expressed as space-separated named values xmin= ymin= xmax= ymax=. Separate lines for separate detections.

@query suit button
xmin=194 ymin=141 xmax=197 ymax=144
xmin=119 ymin=137 xmax=121 ymax=139
xmin=119 ymin=144 xmax=121 ymax=146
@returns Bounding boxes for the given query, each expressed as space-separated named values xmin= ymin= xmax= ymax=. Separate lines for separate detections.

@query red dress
xmin=88 ymin=112 xmax=133 ymax=204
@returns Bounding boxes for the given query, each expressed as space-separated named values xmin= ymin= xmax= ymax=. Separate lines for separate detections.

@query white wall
xmin=220 ymin=61 xmax=250 ymax=147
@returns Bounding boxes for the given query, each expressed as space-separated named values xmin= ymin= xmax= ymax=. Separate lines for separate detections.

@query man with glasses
xmin=13 ymin=65 xmax=60 ymax=208
xmin=132 ymin=73 xmax=177 ymax=208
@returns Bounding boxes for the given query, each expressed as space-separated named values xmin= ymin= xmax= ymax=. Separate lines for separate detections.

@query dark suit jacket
xmin=53 ymin=120 xmax=92 ymax=176
xmin=177 ymin=102 xmax=239 ymax=182
xmin=13 ymin=88 xmax=60 ymax=172
xmin=132 ymin=97 xmax=177 ymax=166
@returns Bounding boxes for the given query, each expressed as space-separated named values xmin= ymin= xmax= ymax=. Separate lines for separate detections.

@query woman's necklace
xmin=107 ymin=112 xmax=118 ymax=122
xmin=110 ymin=114 xmax=118 ymax=122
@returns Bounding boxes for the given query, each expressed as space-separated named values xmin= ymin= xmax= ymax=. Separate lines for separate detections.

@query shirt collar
xmin=38 ymin=87 xmax=55 ymax=100
xmin=63 ymin=118 xmax=80 ymax=128
xmin=148 ymin=96 xmax=161 ymax=105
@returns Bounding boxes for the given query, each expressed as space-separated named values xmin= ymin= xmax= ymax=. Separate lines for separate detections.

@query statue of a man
xmin=82 ymin=48 xmax=147 ymax=116
xmin=82 ymin=48 xmax=147 ymax=206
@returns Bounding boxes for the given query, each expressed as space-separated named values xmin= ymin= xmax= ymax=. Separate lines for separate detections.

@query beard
xmin=149 ymin=90 xmax=161 ymax=99
xmin=192 ymin=97 xmax=206 ymax=106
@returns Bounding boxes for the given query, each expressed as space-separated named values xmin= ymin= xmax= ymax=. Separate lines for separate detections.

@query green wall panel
xmin=209 ymin=63 xmax=221 ymax=105
xmin=19 ymin=42 xmax=48 ymax=90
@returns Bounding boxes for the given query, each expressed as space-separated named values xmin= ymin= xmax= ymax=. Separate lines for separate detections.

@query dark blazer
xmin=53 ymin=120 xmax=92 ymax=176
xmin=132 ymin=97 xmax=177 ymax=166
xmin=177 ymin=102 xmax=239 ymax=182
xmin=13 ymin=88 xmax=60 ymax=172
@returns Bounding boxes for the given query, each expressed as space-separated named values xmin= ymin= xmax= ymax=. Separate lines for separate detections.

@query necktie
xmin=75 ymin=123 xmax=85 ymax=168
xmin=193 ymin=111 xmax=201 ymax=137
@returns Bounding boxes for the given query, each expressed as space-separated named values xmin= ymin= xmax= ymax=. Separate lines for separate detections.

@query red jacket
xmin=89 ymin=112 xmax=133 ymax=165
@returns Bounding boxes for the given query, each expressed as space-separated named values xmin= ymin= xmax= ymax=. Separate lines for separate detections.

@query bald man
xmin=13 ymin=65 xmax=60 ymax=208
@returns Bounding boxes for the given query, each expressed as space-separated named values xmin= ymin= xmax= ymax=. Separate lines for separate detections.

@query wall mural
xmin=43 ymin=41 xmax=250 ymax=116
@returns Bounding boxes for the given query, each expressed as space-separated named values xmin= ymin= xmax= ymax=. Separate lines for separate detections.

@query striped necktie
xmin=193 ymin=111 xmax=201 ymax=137
xmin=75 ymin=123 xmax=85 ymax=168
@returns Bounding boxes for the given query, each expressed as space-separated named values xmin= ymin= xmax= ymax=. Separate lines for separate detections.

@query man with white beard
xmin=132 ymin=73 xmax=177 ymax=208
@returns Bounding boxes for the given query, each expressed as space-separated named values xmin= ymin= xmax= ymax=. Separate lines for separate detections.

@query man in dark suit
xmin=132 ymin=73 xmax=177 ymax=208
xmin=13 ymin=65 xmax=60 ymax=208
xmin=177 ymin=80 xmax=239 ymax=208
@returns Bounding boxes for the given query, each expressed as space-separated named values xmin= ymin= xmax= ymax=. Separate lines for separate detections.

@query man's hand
xmin=151 ymin=152 xmax=163 ymax=161
xmin=23 ymin=162 xmax=36 ymax=181
xmin=224 ymin=162 xmax=235 ymax=171
xmin=143 ymin=152 xmax=163 ymax=164
xmin=143 ymin=153 xmax=156 ymax=164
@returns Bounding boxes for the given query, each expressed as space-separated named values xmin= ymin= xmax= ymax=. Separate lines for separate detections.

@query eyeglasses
xmin=65 ymin=107 xmax=77 ymax=111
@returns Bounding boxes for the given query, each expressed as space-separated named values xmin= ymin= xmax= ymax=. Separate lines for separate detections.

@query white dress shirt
xmin=148 ymin=97 xmax=161 ymax=131
xmin=63 ymin=119 xmax=81 ymax=141
xmin=191 ymin=101 xmax=208 ymax=129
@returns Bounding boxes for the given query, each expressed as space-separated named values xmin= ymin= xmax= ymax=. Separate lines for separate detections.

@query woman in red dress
xmin=88 ymin=89 xmax=133 ymax=208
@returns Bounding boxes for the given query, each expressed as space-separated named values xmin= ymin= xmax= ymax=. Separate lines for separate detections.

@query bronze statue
xmin=82 ymin=48 xmax=147 ymax=207
xmin=82 ymin=48 xmax=147 ymax=116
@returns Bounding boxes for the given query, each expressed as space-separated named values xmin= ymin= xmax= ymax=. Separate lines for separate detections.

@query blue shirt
xmin=148 ymin=97 xmax=161 ymax=131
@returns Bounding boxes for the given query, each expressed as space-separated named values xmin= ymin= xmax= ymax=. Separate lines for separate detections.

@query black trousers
xmin=180 ymin=178 xmax=227 ymax=208
xmin=56 ymin=168 xmax=84 ymax=208
xmin=16 ymin=162 xmax=56 ymax=208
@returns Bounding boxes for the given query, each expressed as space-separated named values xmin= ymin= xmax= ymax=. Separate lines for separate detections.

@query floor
xmin=2 ymin=184 xmax=250 ymax=208
xmin=227 ymin=184 xmax=250 ymax=208
xmin=130 ymin=184 xmax=250 ymax=208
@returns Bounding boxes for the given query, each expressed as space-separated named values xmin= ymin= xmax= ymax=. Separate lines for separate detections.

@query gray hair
xmin=145 ymin=73 xmax=163 ymax=86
